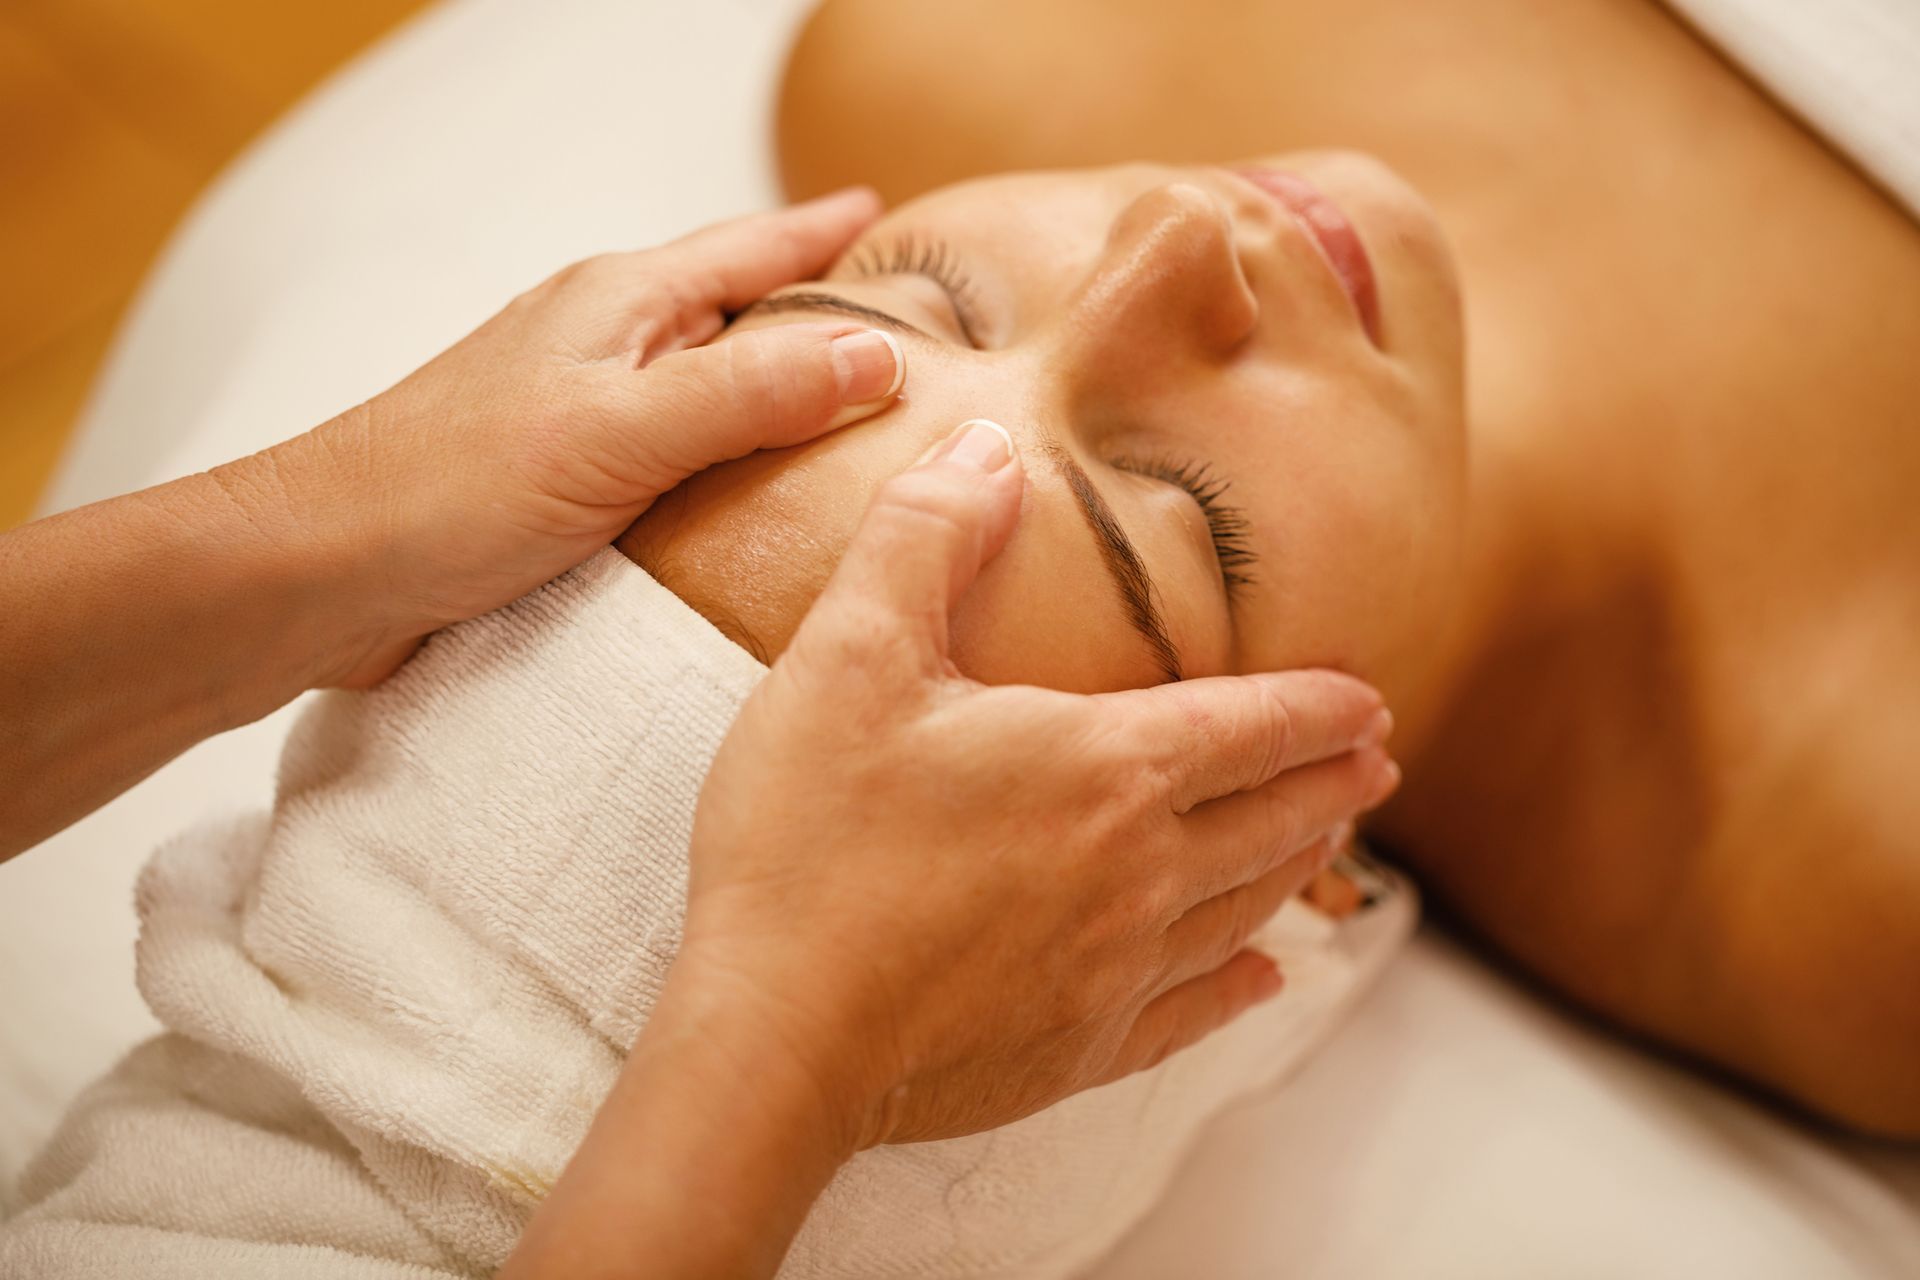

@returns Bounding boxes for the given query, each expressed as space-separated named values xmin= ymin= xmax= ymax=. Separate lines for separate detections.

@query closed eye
xmin=735 ymin=290 xmax=938 ymax=342
xmin=1118 ymin=455 xmax=1258 ymax=599
xmin=843 ymin=233 xmax=986 ymax=347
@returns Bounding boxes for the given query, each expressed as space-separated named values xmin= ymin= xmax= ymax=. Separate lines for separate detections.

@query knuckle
xmin=510 ymin=273 xmax=562 ymax=313
xmin=1095 ymin=713 xmax=1181 ymax=807
xmin=1118 ymin=870 xmax=1179 ymax=934
xmin=1250 ymin=680 xmax=1296 ymax=779
xmin=628 ymin=277 xmax=676 ymax=321
xmin=1077 ymin=712 xmax=1149 ymax=782
xmin=721 ymin=330 xmax=830 ymax=424
xmin=668 ymin=265 xmax=720 ymax=316
xmin=1176 ymin=915 xmax=1232 ymax=980
xmin=1080 ymin=776 xmax=1173 ymax=872
xmin=1224 ymin=887 xmax=1259 ymax=949
xmin=634 ymin=246 xmax=714 ymax=303
xmin=718 ymin=334 xmax=781 ymax=409
xmin=1044 ymin=975 xmax=1108 ymax=1035
xmin=650 ymin=346 xmax=758 ymax=439
xmin=1080 ymin=886 xmax=1144 ymax=955
xmin=868 ymin=473 xmax=979 ymax=548
xmin=1069 ymin=980 xmax=1113 ymax=1030
xmin=1168 ymin=682 xmax=1222 ymax=742
xmin=876 ymin=465 xmax=962 ymax=509
xmin=1069 ymin=889 xmax=1159 ymax=978
xmin=1257 ymin=784 xmax=1306 ymax=854
xmin=544 ymin=258 xmax=587 ymax=291
xmin=793 ymin=596 xmax=915 ymax=680
xmin=1135 ymin=1012 xmax=1186 ymax=1073
xmin=568 ymin=252 xmax=628 ymax=290
xmin=759 ymin=222 xmax=810 ymax=275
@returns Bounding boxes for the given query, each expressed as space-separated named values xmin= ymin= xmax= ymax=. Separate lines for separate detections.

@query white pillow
xmin=9 ymin=0 xmax=1916 ymax=1271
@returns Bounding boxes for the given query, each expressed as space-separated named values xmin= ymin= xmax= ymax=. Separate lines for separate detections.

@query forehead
xmin=854 ymin=168 xmax=1135 ymax=276
xmin=687 ymin=301 xmax=1199 ymax=689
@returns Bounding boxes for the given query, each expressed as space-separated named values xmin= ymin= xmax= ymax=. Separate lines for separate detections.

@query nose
xmin=1056 ymin=182 xmax=1259 ymax=382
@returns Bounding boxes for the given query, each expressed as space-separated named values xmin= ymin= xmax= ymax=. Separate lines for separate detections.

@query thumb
xmin=611 ymin=322 xmax=906 ymax=494
xmin=784 ymin=419 xmax=1026 ymax=688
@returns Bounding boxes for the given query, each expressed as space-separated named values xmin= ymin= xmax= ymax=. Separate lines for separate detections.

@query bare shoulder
xmin=775 ymin=0 xmax=1732 ymax=205
xmin=1693 ymin=582 xmax=1920 ymax=1136
xmin=777 ymin=0 xmax=1198 ymax=202
xmin=781 ymin=0 xmax=1920 ymax=1135
xmin=1382 ymin=572 xmax=1920 ymax=1138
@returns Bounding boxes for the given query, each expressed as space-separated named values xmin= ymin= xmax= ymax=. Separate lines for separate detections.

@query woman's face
xmin=622 ymin=150 xmax=1467 ymax=701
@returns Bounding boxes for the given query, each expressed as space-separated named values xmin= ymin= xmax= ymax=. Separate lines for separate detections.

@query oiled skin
xmin=775 ymin=0 xmax=1920 ymax=1134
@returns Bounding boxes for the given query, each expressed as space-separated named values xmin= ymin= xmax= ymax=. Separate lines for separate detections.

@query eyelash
xmin=845 ymin=233 xmax=984 ymax=345
xmin=844 ymin=238 xmax=1253 ymax=598
xmin=1122 ymin=456 xmax=1258 ymax=595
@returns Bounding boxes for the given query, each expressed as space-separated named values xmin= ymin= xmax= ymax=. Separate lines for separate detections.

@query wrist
xmin=639 ymin=959 xmax=876 ymax=1168
xmin=201 ymin=414 xmax=403 ymax=691
xmin=505 ymin=964 xmax=866 ymax=1280
xmin=662 ymin=933 xmax=912 ymax=1153
xmin=0 ymin=454 xmax=387 ymax=855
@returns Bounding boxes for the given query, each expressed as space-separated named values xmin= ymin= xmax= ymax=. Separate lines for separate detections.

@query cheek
xmin=620 ymin=446 xmax=874 ymax=659
xmin=1235 ymin=405 xmax=1460 ymax=685
xmin=620 ymin=424 xmax=1159 ymax=692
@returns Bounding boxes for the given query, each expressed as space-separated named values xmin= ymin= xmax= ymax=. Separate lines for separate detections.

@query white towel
xmin=0 ymin=549 xmax=1414 ymax=1279
xmin=1666 ymin=0 xmax=1920 ymax=219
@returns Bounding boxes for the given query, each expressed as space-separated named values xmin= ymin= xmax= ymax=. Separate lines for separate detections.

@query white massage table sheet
xmin=6 ymin=0 xmax=1917 ymax=1272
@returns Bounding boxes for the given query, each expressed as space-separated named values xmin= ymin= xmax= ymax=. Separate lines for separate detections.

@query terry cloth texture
xmin=0 ymin=549 xmax=1414 ymax=1278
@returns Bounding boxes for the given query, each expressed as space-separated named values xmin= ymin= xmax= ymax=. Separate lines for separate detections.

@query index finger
xmin=1101 ymin=669 xmax=1389 ymax=813
xmin=650 ymin=187 xmax=884 ymax=312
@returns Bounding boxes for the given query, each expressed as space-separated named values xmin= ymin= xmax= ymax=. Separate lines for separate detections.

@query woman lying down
xmin=0 ymin=176 xmax=1430 ymax=1276
xmin=12 ymin=5 xmax=1920 ymax=1276
xmin=8 ymin=499 xmax=1419 ymax=1280
xmin=6 ymin=148 xmax=1912 ymax=1273
xmin=770 ymin=0 xmax=1920 ymax=1133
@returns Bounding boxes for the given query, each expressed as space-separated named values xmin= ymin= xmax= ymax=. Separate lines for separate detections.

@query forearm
xmin=500 ymin=974 xmax=863 ymax=1280
xmin=0 ymin=434 xmax=376 ymax=859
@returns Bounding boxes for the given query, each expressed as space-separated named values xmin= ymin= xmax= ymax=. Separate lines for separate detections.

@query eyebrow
xmin=1046 ymin=444 xmax=1184 ymax=685
xmin=739 ymin=292 xmax=1184 ymax=683
xmin=735 ymin=291 xmax=935 ymax=341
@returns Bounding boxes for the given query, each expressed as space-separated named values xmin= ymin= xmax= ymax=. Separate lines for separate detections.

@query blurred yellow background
xmin=0 ymin=0 xmax=432 ymax=530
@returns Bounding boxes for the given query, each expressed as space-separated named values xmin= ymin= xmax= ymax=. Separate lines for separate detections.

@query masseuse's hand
xmin=302 ymin=187 xmax=904 ymax=684
xmin=683 ymin=418 xmax=1399 ymax=1147
xmin=1 ymin=189 xmax=905 ymax=861
xmin=509 ymin=420 xmax=1398 ymax=1280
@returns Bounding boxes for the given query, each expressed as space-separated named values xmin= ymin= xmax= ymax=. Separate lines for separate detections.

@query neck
xmin=1384 ymin=259 xmax=1652 ymax=775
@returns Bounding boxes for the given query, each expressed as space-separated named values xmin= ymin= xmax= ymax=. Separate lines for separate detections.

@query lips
xmin=1229 ymin=167 xmax=1382 ymax=346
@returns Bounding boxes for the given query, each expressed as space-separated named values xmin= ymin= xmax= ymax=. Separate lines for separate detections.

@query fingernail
xmin=1357 ymin=706 xmax=1394 ymax=750
xmin=924 ymin=418 xmax=1016 ymax=472
xmin=1367 ymin=758 xmax=1402 ymax=807
xmin=1256 ymin=961 xmax=1287 ymax=1000
xmin=830 ymin=328 xmax=904 ymax=404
